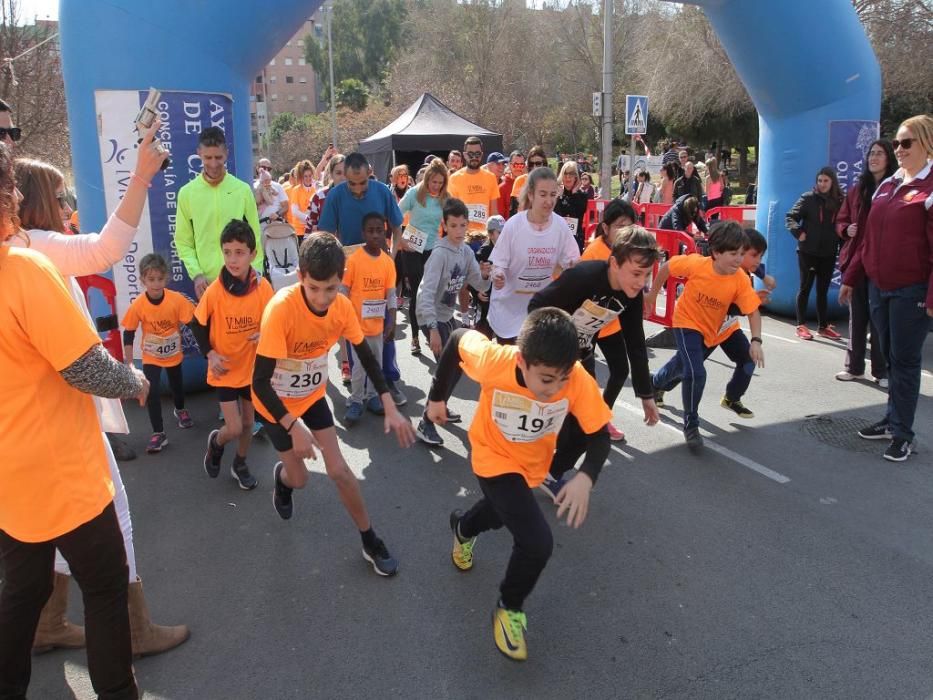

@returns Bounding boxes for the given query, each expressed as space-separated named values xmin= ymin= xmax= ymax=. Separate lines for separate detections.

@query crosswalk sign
xmin=625 ymin=95 xmax=648 ymax=135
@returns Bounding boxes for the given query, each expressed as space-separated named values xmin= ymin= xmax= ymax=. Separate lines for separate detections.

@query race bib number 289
xmin=491 ymin=389 xmax=569 ymax=443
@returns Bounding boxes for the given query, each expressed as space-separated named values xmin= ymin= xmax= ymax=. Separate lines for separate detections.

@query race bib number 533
xmin=491 ymin=389 xmax=569 ymax=443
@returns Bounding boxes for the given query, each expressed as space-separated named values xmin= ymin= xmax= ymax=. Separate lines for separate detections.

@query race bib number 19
xmin=271 ymin=355 xmax=328 ymax=399
xmin=491 ymin=389 xmax=569 ymax=443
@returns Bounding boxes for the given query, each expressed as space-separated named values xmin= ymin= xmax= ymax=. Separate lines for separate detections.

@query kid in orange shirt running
xmin=191 ymin=220 xmax=274 ymax=489
xmin=424 ymin=308 xmax=612 ymax=661
xmin=644 ymin=221 xmax=765 ymax=451
xmin=121 ymin=253 xmax=196 ymax=453
xmin=252 ymin=233 xmax=415 ymax=576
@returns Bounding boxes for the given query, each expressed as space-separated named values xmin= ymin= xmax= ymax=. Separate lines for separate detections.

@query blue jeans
xmin=868 ymin=282 xmax=930 ymax=442
xmin=652 ymin=328 xmax=755 ymax=431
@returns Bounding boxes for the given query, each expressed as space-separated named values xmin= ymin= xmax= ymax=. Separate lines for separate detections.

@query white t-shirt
xmin=488 ymin=211 xmax=581 ymax=339
xmin=254 ymin=180 xmax=288 ymax=221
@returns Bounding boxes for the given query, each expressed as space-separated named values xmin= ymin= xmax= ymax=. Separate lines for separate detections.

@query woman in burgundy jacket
xmin=841 ymin=114 xmax=933 ymax=462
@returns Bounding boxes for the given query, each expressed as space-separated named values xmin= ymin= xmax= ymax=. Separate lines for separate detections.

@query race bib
xmin=516 ymin=269 xmax=554 ymax=294
xmin=467 ymin=203 xmax=488 ymax=225
xmin=718 ymin=314 xmax=740 ymax=336
xmin=143 ymin=332 xmax=181 ymax=359
xmin=402 ymin=225 xmax=427 ymax=253
xmin=564 ymin=217 xmax=579 ymax=238
xmin=491 ymin=389 xmax=569 ymax=443
xmin=362 ymin=299 xmax=387 ymax=319
xmin=571 ymin=299 xmax=620 ymax=346
xmin=271 ymin=355 xmax=328 ymax=399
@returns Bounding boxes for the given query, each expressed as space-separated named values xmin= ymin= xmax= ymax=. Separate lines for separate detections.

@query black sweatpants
xmin=142 ymin=363 xmax=185 ymax=433
xmin=582 ymin=331 xmax=629 ymax=408
xmin=796 ymin=252 xmax=836 ymax=328
xmin=400 ymin=249 xmax=432 ymax=335
xmin=458 ymin=473 xmax=554 ymax=611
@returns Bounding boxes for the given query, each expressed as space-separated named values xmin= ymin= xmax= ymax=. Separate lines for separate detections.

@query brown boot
xmin=128 ymin=577 xmax=190 ymax=657
xmin=33 ymin=573 xmax=85 ymax=654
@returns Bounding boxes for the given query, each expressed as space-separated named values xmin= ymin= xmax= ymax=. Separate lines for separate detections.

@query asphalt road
xmin=17 ymin=311 xmax=933 ymax=700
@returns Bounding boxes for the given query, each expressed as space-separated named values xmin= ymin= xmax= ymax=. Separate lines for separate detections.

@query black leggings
xmin=796 ymin=252 xmax=836 ymax=328
xmin=400 ymin=249 xmax=432 ymax=335
xmin=459 ymin=473 xmax=553 ymax=611
xmin=142 ymin=363 xmax=185 ymax=433
xmin=581 ymin=332 xmax=629 ymax=408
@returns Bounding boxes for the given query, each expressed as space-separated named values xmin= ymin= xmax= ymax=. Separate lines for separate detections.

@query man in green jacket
xmin=175 ymin=126 xmax=263 ymax=298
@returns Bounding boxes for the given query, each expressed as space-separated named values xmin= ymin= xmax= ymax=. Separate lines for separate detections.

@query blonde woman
xmin=554 ymin=161 xmax=589 ymax=252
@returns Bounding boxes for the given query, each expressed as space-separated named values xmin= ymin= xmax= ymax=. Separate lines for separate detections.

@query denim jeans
xmin=652 ymin=328 xmax=755 ymax=431
xmin=868 ymin=282 xmax=930 ymax=442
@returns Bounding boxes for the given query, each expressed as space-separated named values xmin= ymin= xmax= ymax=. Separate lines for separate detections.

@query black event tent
xmin=359 ymin=93 xmax=503 ymax=182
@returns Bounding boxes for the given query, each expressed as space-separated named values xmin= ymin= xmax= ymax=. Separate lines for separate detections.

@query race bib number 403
xmin=143 ymin=332 xmax=181 ymax=359
xmin=271 ymin=355 xmax=329 ymax=399
xmin=491 ymin=389 xmax=569 ymax=443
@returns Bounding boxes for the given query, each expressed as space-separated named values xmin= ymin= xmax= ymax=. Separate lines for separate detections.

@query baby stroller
xmin=262 ymin=220 xmax=300 ymax=291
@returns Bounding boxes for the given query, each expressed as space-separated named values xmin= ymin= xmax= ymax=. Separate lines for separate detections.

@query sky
xmin=17 ymin=0 xmax=58 ymax=22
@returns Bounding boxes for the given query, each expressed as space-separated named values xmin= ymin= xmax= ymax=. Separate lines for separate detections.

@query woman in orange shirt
xmin=0 ymin=142 xmax=148 ymax=699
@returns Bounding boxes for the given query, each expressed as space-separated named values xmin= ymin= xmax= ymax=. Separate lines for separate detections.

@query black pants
xmin=459 ymin=473 xmax=554 ymax=611
xmin=796 ymin=252 xmax=836 ymax=327
xmin=400 ymin=249 xmax=431 ymax=335
xmin=0 ymin=502 xmax=137 ymax=700
xmin=846 ymin=277 xmax=886 ymax=378
xmin=142 ymin=363 xmax=185 ymax=434
xmin=582 ymin=332 xmax=628 ymax=408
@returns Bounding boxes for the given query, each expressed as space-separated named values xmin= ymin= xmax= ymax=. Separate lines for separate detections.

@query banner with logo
xmin=95 ymin=89 xmax=236 ymax=359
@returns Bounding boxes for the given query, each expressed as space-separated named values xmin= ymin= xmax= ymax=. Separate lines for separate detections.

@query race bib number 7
xmin=271 ymin=355 xmax=328 ymax=399
xmin=491 ymin=389 xmax=569 ymax=443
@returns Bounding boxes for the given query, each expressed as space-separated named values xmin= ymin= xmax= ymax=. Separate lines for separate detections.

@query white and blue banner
xmin=829 ymin=120 xmax=880 ymax=195
xmin=95 ymin=89 xmax=236 ymax=359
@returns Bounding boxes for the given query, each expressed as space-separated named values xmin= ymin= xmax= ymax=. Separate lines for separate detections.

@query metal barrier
xmin=77 ymin=274 xmax=124 ymax=361
xmin=644 ymin=227 xmax=698 ymax=328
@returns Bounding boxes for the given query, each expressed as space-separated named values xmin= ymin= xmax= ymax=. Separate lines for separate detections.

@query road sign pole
xmin=600 ymin=0 xmax=613 ymax=200
xmin=629 ymin=135 xmax=636 ymax=196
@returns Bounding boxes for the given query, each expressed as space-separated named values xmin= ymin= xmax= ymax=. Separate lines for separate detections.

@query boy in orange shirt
xmin=424 ymin=308 xmax=612 ymax=661
xmin=644 ymin=221 xmax=765 ymax=451
xmin=341 ymin=212 xmax=397 ymax=424
xmin=191 ymin=220 xmax=274 ymax=489
xmin=251 ymin=233 xmax=415 ymax=576
xmin=121 ymin=253 xmax=196 ymax=453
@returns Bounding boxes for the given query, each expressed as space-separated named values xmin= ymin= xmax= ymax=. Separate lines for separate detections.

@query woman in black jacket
xmin=785 ymin=166 xmax=844 ymax=340
xmin=673 ymin=161 xmax=703 ymax=202
xmin=554 ymin=161 xmax=590 ymax=252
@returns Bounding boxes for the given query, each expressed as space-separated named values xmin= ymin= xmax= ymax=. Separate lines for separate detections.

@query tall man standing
xmin=175 ymin=126 xmax=263 ymax=299
xmin=448 ymin=137 xmax=500 ymax=241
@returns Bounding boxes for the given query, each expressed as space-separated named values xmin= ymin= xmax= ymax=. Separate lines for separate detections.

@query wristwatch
xmin=750 ymin=336 xmax=763 ymax=344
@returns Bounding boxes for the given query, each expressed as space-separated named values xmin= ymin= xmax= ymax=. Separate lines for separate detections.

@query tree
xmin=0 ymin=1 xmax=70 ymax=172
xmin=336 ymin=78 xmax=369 ymax=112
xmin=304 ymin=0 xmax=407 ymax=100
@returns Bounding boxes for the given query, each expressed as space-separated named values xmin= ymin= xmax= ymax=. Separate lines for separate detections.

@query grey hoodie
xmin=416 ymin=237 xmax=491 ymax=328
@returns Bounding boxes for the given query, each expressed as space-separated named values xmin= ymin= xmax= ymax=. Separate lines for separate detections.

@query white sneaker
xmin=875 ymin=377 xmax=889 ymax=389
xmin=835 ymin=371 xmax=863 ymax=381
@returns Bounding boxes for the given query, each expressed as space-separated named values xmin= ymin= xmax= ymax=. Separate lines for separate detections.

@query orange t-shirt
xmin=121 ymin=289 xmax=195 ymax=367
xmin=0 ymin=247 xmax=113 ymax=542
xmin=288 ymin=184 xmax=315 ymax=237
xmin=580 ymin=236 xmax=621 ymax=338
xmin=509 ymin=173 xmax=529 ymax=205
xmin=342 ymin=247 xmax=396 ymax=336
xmin=458 ymin=330 xmax=611 ymax=487
xmin=253 ymin=287 xmax=365 ymax=422
xmin=194 ymin=275 xmax=274 ymax=388
xmin=448 ymin=168 xmax=500 ymax=234
xmin=669 ymin=254 xmax=760 ymax=346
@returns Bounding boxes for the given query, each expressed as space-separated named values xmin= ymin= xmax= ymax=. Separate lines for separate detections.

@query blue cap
xmin=486 ymin=152 xmax=507 ymax=164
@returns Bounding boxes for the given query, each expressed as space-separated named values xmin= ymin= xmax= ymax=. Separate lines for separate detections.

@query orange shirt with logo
xmin=457 ymin=330 xmax=611 ymax=487
xmin=0 ymin=247 xmax=114 ymax=542
xmin=253 ymin=287 xmax=364 ymax=422
xmin=342 ymin=247 xmax=396 ymax=336
xmin=509 ymin=173 xmax=529 ymax=204
xmin=288 ymin=184 xmax=316 ymax=237
xmin=580 ymin=236 xmax=621 ymax=338
xmin=194 ymin=275 xmax=274 ymax=388
xmin=448 ymin=168 xmax=500 ymax=234
xmin=669 ymin=254 xmax=760 ymax=346
xmin=121 ymin=289 xmax=195 ymax=367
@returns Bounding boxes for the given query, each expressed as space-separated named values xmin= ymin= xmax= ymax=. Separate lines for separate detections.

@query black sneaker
xmin=858 ymin=420 xmax=892 ymax=440
xmin=231 ymin=461 xmax=258 ymax=491
xmin=684 ymin=426 xmax=704 ymax=452
xmin=446 ymin=409 xmax=463 ymax=424
xmin=362 ymin=537 xmax=399 ymax=576
xmin=272 ymin=462 xmax=293 ymax=520
xmin=416 ymin=417 xmax=444 ymax=446
xmin=203 ymin=429 xmax=223 ymax=478
xmin=883 ymin=438 xmax=912 ymax=462
xmin=720 ymin=396 xmax=754 ymax=419
xmin=653 ymin=387 xmax=666 ymax=408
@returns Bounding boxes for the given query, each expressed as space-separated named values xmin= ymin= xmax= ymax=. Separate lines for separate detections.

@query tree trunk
xmin=737 ymin=142 xmax=749 ymax=189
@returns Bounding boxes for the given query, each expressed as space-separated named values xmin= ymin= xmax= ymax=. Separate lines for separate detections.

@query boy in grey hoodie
xmin=415 ymin=198 xmax=492 ymax=446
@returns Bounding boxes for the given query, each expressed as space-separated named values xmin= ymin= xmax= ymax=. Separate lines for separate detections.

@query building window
xmin=300 ymin=95 xmax=308 ymax=103
xmin=287 ymin=95 xmax=294 ymax=101
xmin=299 ymin=57 xmax=306 ymax=66
xmin=256 ymin=94 xmax=264 ymax=103
xmin=299 ymin=76 xmax=307 ymax=84
xmin=270 ymin=75 xmax=277 ymax=83
xmin=271 ymin=93 xmax=278 ymax=101
xmin=255 ymin=75 xmax=263 ymax=83
xmin=269 ymin=58 xmax=275 ymax=66
xmin=286 ymin=76 xmax=294 ymax=84
xmin=285 ymin=57 xmax=293 ymax=66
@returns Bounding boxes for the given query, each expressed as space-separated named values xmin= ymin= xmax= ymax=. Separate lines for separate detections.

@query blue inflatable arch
xmin=60 ymin=0 xmax=880 ymax=325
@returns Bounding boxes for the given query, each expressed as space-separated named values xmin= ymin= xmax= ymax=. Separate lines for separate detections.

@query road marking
xmin=617 ymin=401 xmax=791 ymax=485
xmin=761 ymin=331 xmax=798 ymax=345
xmin=610 ymin=444 xmax=635 ymax=462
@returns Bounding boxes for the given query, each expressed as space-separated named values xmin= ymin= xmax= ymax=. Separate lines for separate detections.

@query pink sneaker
xmin=818 ymin=325 xmax=842 ymax=340
xmin=796 ymin=325 xmax=813 ymax=341
xmin=146 ymin=432 xmax=168 ymax=453
xmin=607 ymin=423 xmax=626 ymax=442
xmin=174 ymin=408 xmax=194 ymax=429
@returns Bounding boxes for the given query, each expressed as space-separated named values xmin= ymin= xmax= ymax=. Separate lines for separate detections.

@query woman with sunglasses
xmin=834 ymin=139 xmax=896 ymax=386
xmin=841 ymin=114 xmax=933 ymax=462
xmin=0 ymin=98 xmax=21 ymax=147
xmin=509 ymin=145 xmax=548 ymax=216
xmin=0 ymin=141 xmax=146 ymax=700
xmin=10 ymin=122 xmax=190 ymax=657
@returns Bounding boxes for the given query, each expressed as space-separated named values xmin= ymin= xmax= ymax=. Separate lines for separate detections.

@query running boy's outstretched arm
xmin=643 ymin=261 xmax=670 ymax=316
xmin=555 ymin=423 xmax=610 ymax=529
xmin=747 ymin=309 xmax=765 ymax=368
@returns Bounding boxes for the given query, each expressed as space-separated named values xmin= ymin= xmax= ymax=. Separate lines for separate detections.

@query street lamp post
xmin=325 ymin=1 xmax=338 ymax=149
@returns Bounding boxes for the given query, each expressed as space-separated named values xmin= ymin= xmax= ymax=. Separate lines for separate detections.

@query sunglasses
xmin=892 ymin=138 xmax=915 ymax=150
xmin=464 ymin=151 xmax=483 ymax=157
xmin=529 ymin=160 xmax=546 ymax=167
xmin=511 ymin=162 xmax=526 ymax=169
xmin=258 ymin=164 xmax=271 ymax=170
xmin=0 ymin=127 xmax=21 ymax=142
